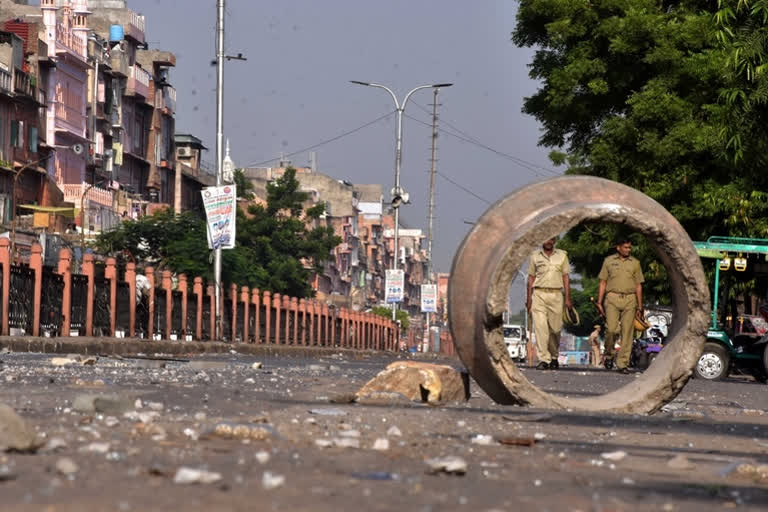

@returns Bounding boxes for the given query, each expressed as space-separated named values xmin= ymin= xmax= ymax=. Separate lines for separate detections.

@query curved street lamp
xmin=350 ymin=80 xmax=452 ymax=319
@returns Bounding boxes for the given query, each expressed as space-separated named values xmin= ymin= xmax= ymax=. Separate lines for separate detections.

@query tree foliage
xmin=514 ymin=0 xmax=768 ymax=302
xmin=95 ymin=168 xmax=341 ymax=298
xmin=371 ymin=306 xmax=409 ymax=330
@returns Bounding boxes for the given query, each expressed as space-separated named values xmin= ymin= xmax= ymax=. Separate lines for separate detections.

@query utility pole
xmin=424 ymin=88 xmax=439 ymax=348
xmin=214 ymin=0 xmax=225 ymax=340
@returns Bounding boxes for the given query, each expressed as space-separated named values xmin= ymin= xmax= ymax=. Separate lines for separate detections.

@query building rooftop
xmin=354 ymin=184 xmax=382 ymax=203
xmin=175 ymin=134 xmax=207 ymax=150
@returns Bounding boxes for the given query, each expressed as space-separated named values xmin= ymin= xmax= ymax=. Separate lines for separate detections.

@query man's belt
xmin=534 ymin=287 xmax=562 ymax=292
xmin=607 ymin=291 xmax=635 ymax=296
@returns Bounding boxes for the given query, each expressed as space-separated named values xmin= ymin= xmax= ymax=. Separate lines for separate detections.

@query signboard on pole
xmin=201 ymin=185 xmax=237 ymax=249
xmin=420 ymin=284 xmax=437 ymax=313
xmin=385 ymin=269 xmax=404 ymax=303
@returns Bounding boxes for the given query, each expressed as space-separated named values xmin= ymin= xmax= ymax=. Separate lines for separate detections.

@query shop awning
xmin=18 ymin=205 xmax=76 ymax=217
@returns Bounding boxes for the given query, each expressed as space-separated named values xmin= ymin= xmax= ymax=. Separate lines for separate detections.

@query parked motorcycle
xmin=630 ymin=327 xmax=666 ymax=370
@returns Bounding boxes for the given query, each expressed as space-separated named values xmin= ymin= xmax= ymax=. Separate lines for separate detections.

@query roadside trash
xmin=426 ymin=456 xmax=467 ymax=475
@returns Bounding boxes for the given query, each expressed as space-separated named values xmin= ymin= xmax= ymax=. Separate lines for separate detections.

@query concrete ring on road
xmin=448 ymin=176 xmax=710 ymax=414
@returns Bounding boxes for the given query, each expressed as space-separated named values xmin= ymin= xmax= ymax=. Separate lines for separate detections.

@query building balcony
xmin=109 ymin=51 xmax=129 ymax=78
xmin=55 ymin=24 xmax=86 ymax=61
xmin=61 ymin=182 xmax=113 ymax=209
xmin=13 ymin=70 xmax=35 ymax=99
xmin=0 ymin=68 xmax=11 ymax=96
xmin=126 ymin=12 xmax=146 ymax=44
xmin=126 ymin=65 xmax=150 ymax=99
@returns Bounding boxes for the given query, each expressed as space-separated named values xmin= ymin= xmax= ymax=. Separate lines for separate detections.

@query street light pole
xmin=350 ymin=80 xmax=452 ymax=320
xmin=214 ymin=0 xmax=225 ymax=340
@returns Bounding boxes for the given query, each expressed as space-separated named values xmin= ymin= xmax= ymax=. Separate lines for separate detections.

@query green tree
xmin=95 ymin=168 xmax=341 ymax=298
xmin=233 ymin=168 xmax=255 ymax=200
xmin=514 ymin=0 xmax=768 ymax=301
xmin=371 ymin=306 xmax=409 ymax=330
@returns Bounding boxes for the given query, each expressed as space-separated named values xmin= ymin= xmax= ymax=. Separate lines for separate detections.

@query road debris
xmin=173 ymin=467 xmax=222 ymax=485
xmin=426 ymin=456 xmax=468 ymax=475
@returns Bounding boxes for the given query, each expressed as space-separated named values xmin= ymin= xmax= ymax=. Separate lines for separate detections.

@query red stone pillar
xmin=30 ymin=243 xmax=42 ymax=337
xmin=315 ymin=303 xmax=323 ymax=346
xmin=308 ymin=299 xmax=315 ymax=345
xmin=273 ymin=293 xmax=281 ymax=344
xmin=338 ymin=308 xmax=347 ymax=347
xmin=263 ymin=290 xmax=272 ymax=344
xmin=146 ymin=267 xmax=155 ymax=340
xmin=0 ymin=238 xmax=9 ymax=335
xmin=282 ymin=295 xmax=290 ymax=344
xmin=179 ymin=274 xmax=188 ymax=339
xmin=291 ymin=297 xmax=299 ymax=344
xmin=241 ymin=286 xmax=250 ymax=343
xmin=162 ymin=270 xmax=173 ymax=340
xmin=324 ymin=304 xmax=332 ymax=347
xmin=251 ymin=288 xmax=260 ymax=343
xmin=57 ymin=248 xmax=72 ymax=337
xmin=229 ymin=283 xmax=238 ymax=342
xmin=125 ymin=263 xmax=136 ymax=338
xmin=193 ymin=277 xmax=203 ymax=340
xmin=207 ymin=284 xmax=215 ymax=340
xmin=105 ymin=257 xmax=117 ymax=337
xmin=331 ymin=306 xmax=338 ymax=347
xmin=299 ymin=299 xmax=307 ymax=345
xmin=83 ymin=253 xmax=95 ymax=337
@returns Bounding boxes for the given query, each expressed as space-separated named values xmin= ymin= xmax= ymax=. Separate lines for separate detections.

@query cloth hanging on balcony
xmin=113 ymin=142 xmax=123 ymax=165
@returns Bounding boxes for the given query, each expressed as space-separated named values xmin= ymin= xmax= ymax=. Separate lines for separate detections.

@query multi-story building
xmin=354 ymin=183 xmax=386 ymax=305
xmin=244 ymin=165 xmax=380 ymax=309
xmin=174 ymin=133 xmax=214 ymax=213
xmin=383 ymin=226 xmax=427 ymax=315
xmin=0 ymin=0 xmax=211 ymax=237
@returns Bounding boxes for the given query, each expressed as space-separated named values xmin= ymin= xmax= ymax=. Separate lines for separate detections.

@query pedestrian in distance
xmin=526 ymin=237 xmax=572 ymax=370
xmin=588 ymin=324 xmax=602 ymax=367
xmin=595 ymin=237 xmax=645 ymax=374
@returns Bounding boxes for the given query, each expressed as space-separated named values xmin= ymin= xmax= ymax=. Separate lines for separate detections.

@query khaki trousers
xmin=603 ymin=293 xmax=637 ymax=369
xmin=531 ymin=289 xmax=563 ymax=364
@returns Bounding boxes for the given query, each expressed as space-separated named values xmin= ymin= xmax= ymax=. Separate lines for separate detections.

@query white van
xmin=503 ymin=324 xmax=527 ymax=362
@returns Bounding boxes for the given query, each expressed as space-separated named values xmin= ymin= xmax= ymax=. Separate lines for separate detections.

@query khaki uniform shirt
xmin=598 ymin=254 xmax=644 ymax=293
xmin=528 ymin=248 xmax=569 ymax=289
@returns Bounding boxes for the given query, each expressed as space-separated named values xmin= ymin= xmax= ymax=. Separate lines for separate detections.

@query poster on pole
xmin=385 ymin=269 xmax=404 ymax=303
xmin=201 ymin=185 xmax=237 ymax=249
xmin=420 ymin=284 xmax=437 ymax=313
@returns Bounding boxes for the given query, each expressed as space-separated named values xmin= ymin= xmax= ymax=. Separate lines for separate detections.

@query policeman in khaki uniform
xmin=526 ymin=238 xmax=572 ymax=370
xmin=596 ymin=238 xmax=645 ymax=374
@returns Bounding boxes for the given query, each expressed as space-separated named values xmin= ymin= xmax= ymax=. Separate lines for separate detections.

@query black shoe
xmin=535 ymin=361 xmax=550 ymax=370
xmin=549 ymin=360 xmax=559 ymax=370
xmin=618 ymin=367 xmax=631 ymax=375
xmin=604 ymin=358 xmax=614 ymax=370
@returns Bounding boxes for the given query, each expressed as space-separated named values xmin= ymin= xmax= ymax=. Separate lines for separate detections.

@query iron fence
xmin=171 ymin=290 xmax=183 ymax=338
xmin=70 ymin=274 xmax=88 ymax=336
xmin=9 ymin=265 xmax=34 ymax=333
xmin=115 ymin=282 xmax=130 ymax=336
xmin=40 ymin=267 xmax=63 ymax=337
xmin=154 ymin=288 xmax=167 ymax=339
xmin=93 ymin=278 xmax=111 ymax=336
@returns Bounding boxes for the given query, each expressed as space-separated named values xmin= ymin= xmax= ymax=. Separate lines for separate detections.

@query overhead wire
xmin=402 ymin=112 xmax=559 ymax=178
xmin=243 ymin=111 xmax=395 ymax=167
xmin=409 ymin=103 xmax=561 ymax=177
xmin=435 ymin=171 xmax=492 ymax=205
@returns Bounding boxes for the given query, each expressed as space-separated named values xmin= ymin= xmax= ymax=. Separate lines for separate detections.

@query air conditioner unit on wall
xmin=177 ymin=146 xmax=193 ymax=157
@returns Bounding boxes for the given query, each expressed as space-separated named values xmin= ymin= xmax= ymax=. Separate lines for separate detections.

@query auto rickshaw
xmin=693 ymin=236 xmax=768 ymax=382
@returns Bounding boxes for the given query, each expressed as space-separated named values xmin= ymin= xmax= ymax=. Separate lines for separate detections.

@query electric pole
xmin=424 ymin=88 xmax=439 ymax=350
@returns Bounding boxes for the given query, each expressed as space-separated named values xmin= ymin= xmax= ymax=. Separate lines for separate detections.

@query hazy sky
xmin=126 ymin=0 xmax=558 ymax=280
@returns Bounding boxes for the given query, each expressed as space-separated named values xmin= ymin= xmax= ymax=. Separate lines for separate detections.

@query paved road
xmin=1 ymin=350 xmax=766 ymax=511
